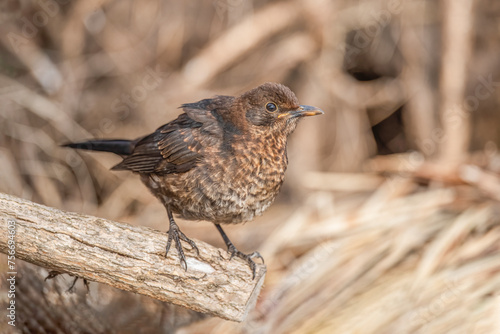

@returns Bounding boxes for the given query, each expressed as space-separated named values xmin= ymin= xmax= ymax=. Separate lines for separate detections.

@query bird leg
xmin=214 ymin=224 xmax=264 ymax=279
xmin=165 ymin=207 xmax=200 ymax=270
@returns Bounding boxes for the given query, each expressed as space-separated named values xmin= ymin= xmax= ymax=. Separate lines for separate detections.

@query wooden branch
xmin=0 ymin=192 xmax=266 ymax=322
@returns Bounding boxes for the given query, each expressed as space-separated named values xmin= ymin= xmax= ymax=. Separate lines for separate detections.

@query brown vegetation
xmin=1 ymin=0 xmax=500 ymax=333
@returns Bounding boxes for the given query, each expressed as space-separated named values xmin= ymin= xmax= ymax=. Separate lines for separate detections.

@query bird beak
xmin=278 ymin=105 xmax=324 ymax=119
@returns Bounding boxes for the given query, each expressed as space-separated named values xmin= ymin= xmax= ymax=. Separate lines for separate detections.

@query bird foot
xmin=227 ymin=244 xmax=264 ymax=280
xmin=45 ymin=271 xmax=90 ymax=293
xmin=165 ymin=220 xmax=200 ymax=271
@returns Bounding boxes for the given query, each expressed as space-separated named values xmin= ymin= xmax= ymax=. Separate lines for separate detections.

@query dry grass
xmin=182 ymin=167 xmax=500 ymax=333
xmin=1 ymin=0 xmax=500 ymax=333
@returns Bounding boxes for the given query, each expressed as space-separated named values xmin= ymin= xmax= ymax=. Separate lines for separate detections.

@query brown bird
xmin=65 ymin=82 xmax=323 ymax=278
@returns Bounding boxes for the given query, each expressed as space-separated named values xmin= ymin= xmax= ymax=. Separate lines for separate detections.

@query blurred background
xmin=1 ymin=0 xmax=500 ymax=333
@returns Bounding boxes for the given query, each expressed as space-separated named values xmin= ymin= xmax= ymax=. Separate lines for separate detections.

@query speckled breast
xmin=142 ymin=137 xmax=288 ymax=224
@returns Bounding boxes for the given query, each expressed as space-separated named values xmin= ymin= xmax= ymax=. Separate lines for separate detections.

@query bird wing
xmin=111 ymin=100 xmax=224 ymax=174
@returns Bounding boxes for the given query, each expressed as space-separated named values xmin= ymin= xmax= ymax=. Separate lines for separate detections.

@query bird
xmin=64 ymin=82 xmax=323 ymax=278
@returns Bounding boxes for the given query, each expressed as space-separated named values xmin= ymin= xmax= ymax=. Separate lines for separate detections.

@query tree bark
xmin=0 ymin=192 xmax=266 ymax=322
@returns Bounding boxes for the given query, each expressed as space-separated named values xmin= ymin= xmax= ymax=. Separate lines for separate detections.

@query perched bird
xmin=65 ymin=82 xmax=323 ymax=278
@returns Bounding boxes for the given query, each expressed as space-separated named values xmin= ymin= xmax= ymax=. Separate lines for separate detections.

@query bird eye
xmin=266 ymin=102 xmax=278 ymax=112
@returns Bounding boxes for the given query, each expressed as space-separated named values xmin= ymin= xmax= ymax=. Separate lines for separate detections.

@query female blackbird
xmin=65 ymin=82 xmax=323 ymax=278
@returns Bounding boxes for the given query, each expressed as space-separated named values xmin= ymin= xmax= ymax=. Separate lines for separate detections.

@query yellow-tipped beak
xmin=278 ymin=105 xmax=324 ymax=119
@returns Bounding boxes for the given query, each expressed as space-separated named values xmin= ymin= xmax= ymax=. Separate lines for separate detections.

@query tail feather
xmin=62 ymin=139 xmax=134 ymax=156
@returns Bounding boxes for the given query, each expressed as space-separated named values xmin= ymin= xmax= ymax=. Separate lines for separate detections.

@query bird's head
xmin=233 ymin=82 xmax=324 ymax=137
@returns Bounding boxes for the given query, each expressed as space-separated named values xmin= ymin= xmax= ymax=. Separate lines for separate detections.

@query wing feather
xmin=112 ymin=99 xmax=226 ymax=174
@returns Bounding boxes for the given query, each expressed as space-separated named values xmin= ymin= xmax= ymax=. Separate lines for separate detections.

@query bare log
xmin=0 ymin=192 xmax=266 ymax=322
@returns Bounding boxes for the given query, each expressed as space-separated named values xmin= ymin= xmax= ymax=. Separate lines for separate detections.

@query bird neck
xmin=233 ymin=129 xmax=289 ymax=162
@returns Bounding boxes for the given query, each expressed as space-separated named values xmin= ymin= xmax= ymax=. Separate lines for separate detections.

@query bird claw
xmin=227 ymin=244 xmax=264 ymax=279
xmin=165 ymin=220 xmax=199 ymax=271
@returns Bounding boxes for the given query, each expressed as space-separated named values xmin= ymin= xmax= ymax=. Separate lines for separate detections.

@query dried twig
xmin=438 ymin=0 xmax=476 ymax=166
xmin=400 ymin=2 xmax=438 ymax=157
xmin=181 ymin=1 xmax=301 ymax=87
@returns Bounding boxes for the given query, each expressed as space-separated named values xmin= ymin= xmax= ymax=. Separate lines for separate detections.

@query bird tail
xmin=62 ymin=139 xmax=134 ymax=156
